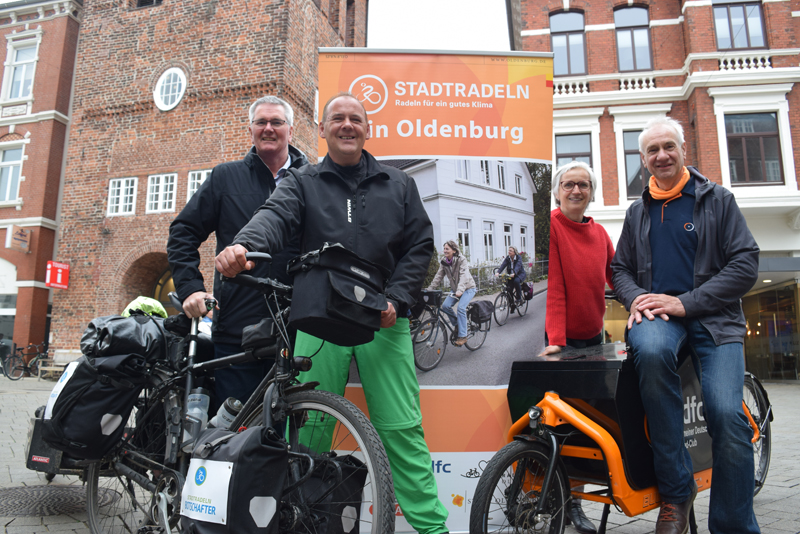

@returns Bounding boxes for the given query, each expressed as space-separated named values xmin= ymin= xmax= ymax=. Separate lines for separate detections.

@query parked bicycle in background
xmin=5 ymin=341 xmax=48 ymax=380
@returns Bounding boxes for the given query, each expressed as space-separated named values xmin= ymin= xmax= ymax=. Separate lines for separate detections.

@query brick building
xmin=48 ymin=0 xmax=367 ymax=351
xmin=522 ymin=0 xmax=800 ymax=379
xmin=0 ymin=0 xmax=80 ymax=353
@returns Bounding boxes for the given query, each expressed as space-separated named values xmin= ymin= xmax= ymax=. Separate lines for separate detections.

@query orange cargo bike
xmin=469 ymin=342 xmax=772 ymax=534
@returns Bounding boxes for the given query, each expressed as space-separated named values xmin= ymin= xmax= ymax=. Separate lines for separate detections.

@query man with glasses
xmin=168 ymin=95 xmax=308 ymax=407
xmin=612 ymin=117 xmax=759 ymax=534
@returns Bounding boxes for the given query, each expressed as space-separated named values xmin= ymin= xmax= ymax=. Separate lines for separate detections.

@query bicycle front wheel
xmin=517 ymin=297 xmax=529 ymax=317
xmin=494 ymin=293 xmax=510 ymax=326
xmin=4 ymin=355 xmax=23 ymax=380
xmin=744 ymin=374 xmax=771 ymax=496
xmin=465 ymin=318 xmax=489 ymax=351
xmin=413 ymin=319 xmax=447 ymax=371
xmin=282 ymin=389 xmax=395 ymax=534
xmin=470 ymin=440 xmax=567 ymax=534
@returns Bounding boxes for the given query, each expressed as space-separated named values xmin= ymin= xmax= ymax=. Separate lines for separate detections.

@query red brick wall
xmin=49 ymin=0 xmax=366 ymax=349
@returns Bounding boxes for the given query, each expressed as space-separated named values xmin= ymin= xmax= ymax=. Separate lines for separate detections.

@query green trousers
xmin=296 ymin=319 xmax=449 ymax=534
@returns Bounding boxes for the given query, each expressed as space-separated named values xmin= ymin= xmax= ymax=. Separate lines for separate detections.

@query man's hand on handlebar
xmin=215 ymin=244 xmax=255 ymax=278
xmin=183 ymin=291 xmax=218 ymax=319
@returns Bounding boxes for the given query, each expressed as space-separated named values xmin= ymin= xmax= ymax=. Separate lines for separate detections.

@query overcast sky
xmin=367 ymin=0 xmax=511 ymax=52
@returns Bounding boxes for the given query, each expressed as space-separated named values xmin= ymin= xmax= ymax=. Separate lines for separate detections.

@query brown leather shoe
xmin=655 ymin=484 xmax=697 ymax=534
xmin=454 ymin=337 xmax=468 ymax=346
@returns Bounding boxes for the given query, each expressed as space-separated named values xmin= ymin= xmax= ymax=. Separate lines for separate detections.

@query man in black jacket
xmin=611 ymin=117 xmax=759 ymax=534
xmin=167 ymin=95 xmax=308 ymax=406
xmin=216 ymin=93 xmax=449 ymax=534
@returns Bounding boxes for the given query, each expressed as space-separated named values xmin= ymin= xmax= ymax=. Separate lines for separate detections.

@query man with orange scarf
xmin=612 ymin=117 xmax=760 ymax=534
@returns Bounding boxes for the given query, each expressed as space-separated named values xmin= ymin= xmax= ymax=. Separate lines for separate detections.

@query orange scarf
xmin=648 ymin=167 xmax=690 ymax=200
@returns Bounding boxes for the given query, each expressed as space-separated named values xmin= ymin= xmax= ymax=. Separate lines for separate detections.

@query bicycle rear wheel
xmin=517 ymin=297 xmax=529 ymax=317
xmin=4 ymin=355 xmax=23 ymax=380
xmin=259 ymin=389 xmax=396 ymax=534
xmin=493 ymin=293 xmax=510 ymax=326
xmin=86 ymin=383 xmax=173 ymax=534
xmin=743 ymin=374 xmax=771 ymax=496
xmin=413 ymin=319 xmax=447 ymax=371
xmin=470 ymin=440 xmax=567 ymax=534
xmin=465 ymin=318 xmax=490 ymax=351
xmin=28 ymin=357 xmax=39 ymax=377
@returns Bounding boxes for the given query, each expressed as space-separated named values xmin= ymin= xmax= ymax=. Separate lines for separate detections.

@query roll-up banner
xmin=318 ymin=48 xmax=553 ymax=533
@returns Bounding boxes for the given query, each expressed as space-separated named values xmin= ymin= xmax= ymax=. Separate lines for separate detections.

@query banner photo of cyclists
xmin=318 ymin=48 xmax=553 ymax=532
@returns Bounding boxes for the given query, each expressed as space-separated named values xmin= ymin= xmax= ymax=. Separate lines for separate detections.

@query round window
xmin=153 ymin=67 xmax=187 ymax=111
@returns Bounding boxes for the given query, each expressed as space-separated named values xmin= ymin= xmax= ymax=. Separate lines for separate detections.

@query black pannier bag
xmin=41 ymin=354 xmax=148 ymax=460
xmin=181 ymin=426 xmax=288 ymax=534
xmin=469 ymin=300 xmax=494 ymax=323
xmin=522 ymin=282 xmax=534 ymax=301
xmin=241 ymin=318 xmax=279 ymax=352
xmin=81 ymin=314 xmax=177 ymax=363
xmin=287 ymin=243 xmax=390 ymax=347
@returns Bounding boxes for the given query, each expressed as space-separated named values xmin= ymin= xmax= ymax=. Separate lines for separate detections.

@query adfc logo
xmin=349 ymin=75 xmax=388 ymax=115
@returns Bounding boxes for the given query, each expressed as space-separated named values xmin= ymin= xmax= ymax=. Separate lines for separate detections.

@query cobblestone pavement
xmin=0 ymin=371 xmax=798 ymax=533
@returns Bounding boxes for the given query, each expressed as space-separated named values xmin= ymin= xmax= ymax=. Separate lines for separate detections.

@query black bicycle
xmin=411 ymin=290 xmax=490 ymax=371
xmin=4 ymin=341 xmax=48 ymax=380
xmin=84 ymin=252 xmax=396 ymax=534
xmin=492 ymin=271 xmax=528 ymax=326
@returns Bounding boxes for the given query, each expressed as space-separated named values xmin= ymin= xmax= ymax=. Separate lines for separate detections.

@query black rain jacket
xmin=611 ymin=166 xmax=759 ymax=345
xmin=167 ymin=145 xmax=309 ymax=344
xmin=233 ymin=150 xmax=434 ymax=317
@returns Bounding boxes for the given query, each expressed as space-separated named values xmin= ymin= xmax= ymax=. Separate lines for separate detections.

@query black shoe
xmin=566 ymin=498 xmax=597 ymax=534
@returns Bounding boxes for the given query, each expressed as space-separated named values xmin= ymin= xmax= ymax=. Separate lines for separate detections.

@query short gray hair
xmin=638 ymin=117 xmax=684 ymax=154
xmin=551 ymin=161 xmax=596 ymax=206
xmin=249 ymin=96 xmax=294 ymax=126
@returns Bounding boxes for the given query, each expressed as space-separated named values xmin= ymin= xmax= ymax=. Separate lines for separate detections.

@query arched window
xmin=614 ymin=7 xmax=652 ymax=72
xmin=550 ymin=12 xmax=586 ymax=76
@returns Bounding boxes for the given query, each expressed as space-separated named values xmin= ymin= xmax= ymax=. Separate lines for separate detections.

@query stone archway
xmin=118 ymin=252 xmax=170 ymax=312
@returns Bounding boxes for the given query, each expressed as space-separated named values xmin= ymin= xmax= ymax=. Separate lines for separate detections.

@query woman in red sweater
xmin=541 ymin=160 xmax=615 ymax=534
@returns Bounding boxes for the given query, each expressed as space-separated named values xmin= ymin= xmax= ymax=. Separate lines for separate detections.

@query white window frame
xmin=457 ymin=218 xmax=472 ymax=261
xmin=187 ymin=169 xmax=211 ymax=200
xmin=515 ymin=173 xmax=523 ymax=195
xmin=480 ymin=160 xmax=491 ymax=186
xmin=0 ymin=143 xmax=24 ymax=207
xmin=609 ymin=103 xmax=673 ymax=208
xmin=146 ymin=173 xmax=177 ymax=213
xmin=107 ymin=177 xmax=138 ymax=216
xmin=455 ymin=160 xmax=470 ymax=182
xmin=520 ymin=226 xmax=528 ymax=253
xmin=553 ymin=107 xmax=606 ymax=208
xmin=503 ymin=224 xmax=513 ymax=249
xmin=708 ymin=84 xmax=798 ymax=197
xmin=483 ymin=221 xmax=495 ymax=261
xmin=1 ymin=29 xmax=42 ymax=105
xmin=153 ymin=67 xmax=187 ymax=112
xmin=497 ymin=162 xmax=506 ymax=190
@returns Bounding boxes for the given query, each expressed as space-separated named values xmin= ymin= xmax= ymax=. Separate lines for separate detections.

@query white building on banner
xmin=383 ymin=159 xmax=536 ymax=263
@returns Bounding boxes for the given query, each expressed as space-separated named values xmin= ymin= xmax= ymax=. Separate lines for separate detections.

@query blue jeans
xmin=628 ymin=317 xmax=759 ymax=534
xmin=441 ymin=287 xmax=476 ymax=338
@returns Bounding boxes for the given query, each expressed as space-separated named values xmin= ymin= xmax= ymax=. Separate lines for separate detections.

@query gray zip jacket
xmin=428 ymin=254 xmax=476 ymax=294
xmin=611 ymin=167 xmax=759 ymax=345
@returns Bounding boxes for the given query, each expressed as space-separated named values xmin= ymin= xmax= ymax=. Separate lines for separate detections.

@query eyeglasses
xmin=251 ymin=119 xmax=288 ymax=129
xmin=560 ymin=181 xmax=591 ymax=191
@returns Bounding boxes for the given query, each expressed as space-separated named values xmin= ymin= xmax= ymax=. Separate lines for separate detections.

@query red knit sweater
xmin=546 ymin=209 xmax=615 ymax=347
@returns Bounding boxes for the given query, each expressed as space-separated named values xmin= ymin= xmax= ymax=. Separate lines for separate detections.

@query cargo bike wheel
xmin=470 ymin=440 xmax=568 ymax=534
xmin=85 ymin=382 xmax=175 ymax=534
xmin=743 ymin=374 xmax=771 ymax=496
xmin=240 ymin=388 xmax=396 ymax=534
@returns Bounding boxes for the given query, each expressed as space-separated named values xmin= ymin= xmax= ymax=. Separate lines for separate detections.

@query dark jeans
xmin=508 ymin=278 xmax=522 ymax=303
xmin=211 ymin=341 xmax=271 ymax=413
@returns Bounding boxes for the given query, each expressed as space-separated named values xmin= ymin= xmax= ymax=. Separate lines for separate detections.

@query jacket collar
xmin=317 ymin=149 xmax=390 ymax=181
xmin=244 ymin=144 xmax=309 ymax=175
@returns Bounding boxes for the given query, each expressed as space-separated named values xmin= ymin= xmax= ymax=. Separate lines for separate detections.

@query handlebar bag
xmin=40 ymin=353 xmax=148 ymax=460
xmin=468 ymin=300 xmax=495 ymax=323
xmin=287 ymin=243 xmax=389 ymax=347
xmin=181 ymin=426 xmax=288 ymax=534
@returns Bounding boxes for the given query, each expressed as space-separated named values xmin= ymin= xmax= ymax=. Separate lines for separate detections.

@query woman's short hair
xmin=551 ymin=161 xmax=596 ymax=206
xmin=443 ymin=240 xmax=461 ymax=256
